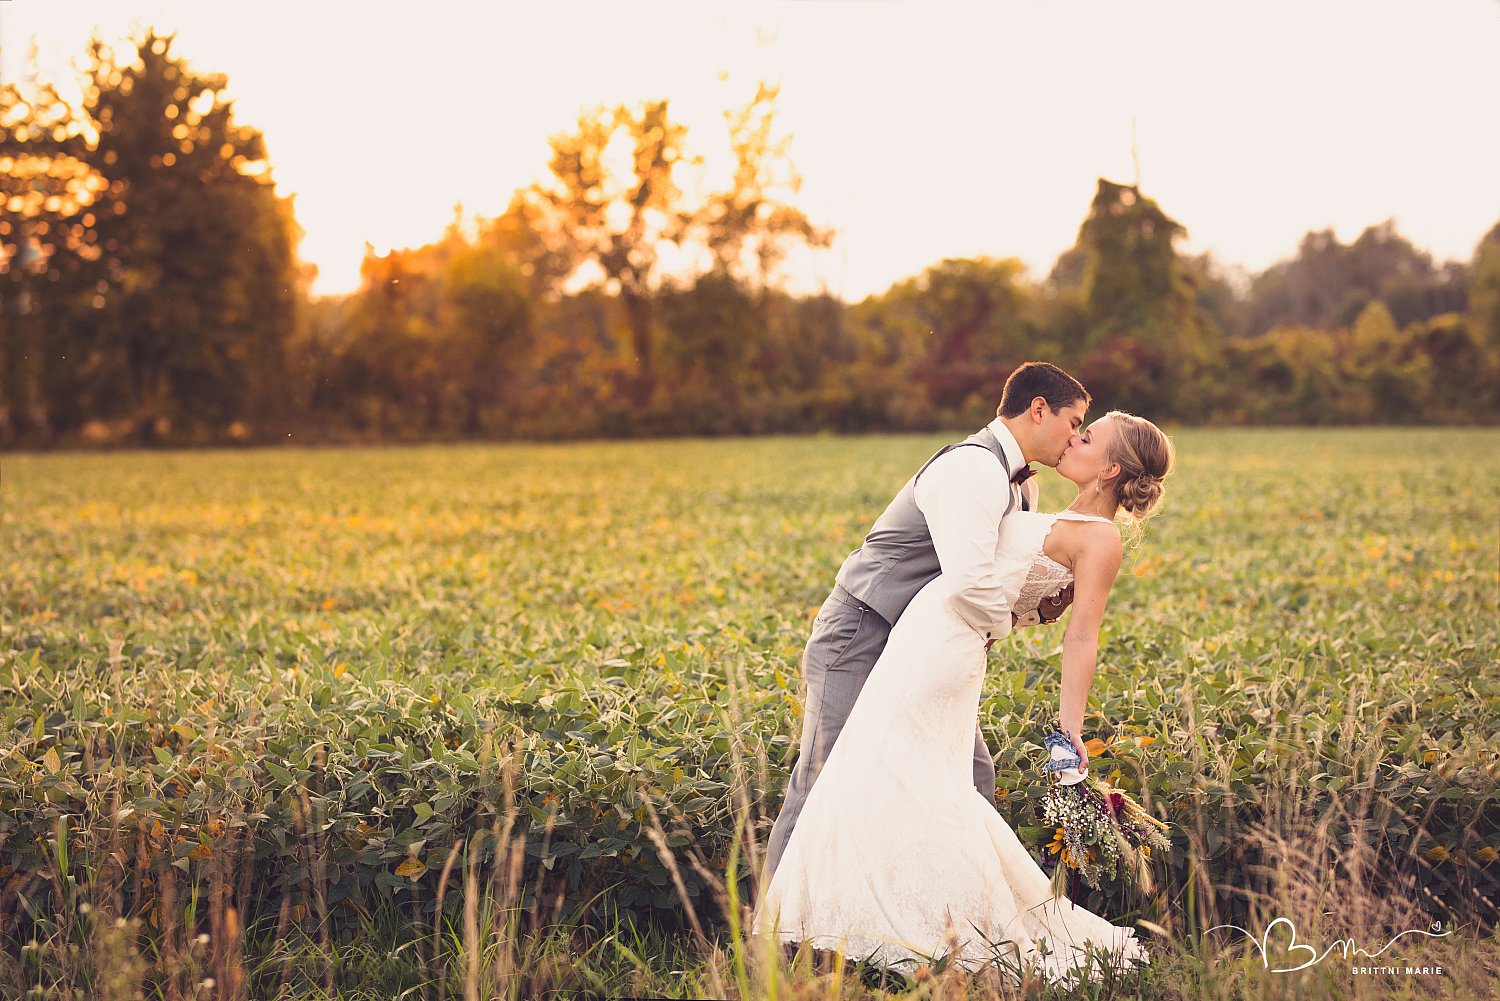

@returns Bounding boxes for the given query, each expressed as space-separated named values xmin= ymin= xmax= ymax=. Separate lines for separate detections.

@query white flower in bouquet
xmin=1038 ymin=730 xmax=1173 ymax=897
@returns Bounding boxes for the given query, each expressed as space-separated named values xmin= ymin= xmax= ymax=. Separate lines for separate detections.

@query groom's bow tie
xmin=1010 ymin=464 xmax=1036 ymax=486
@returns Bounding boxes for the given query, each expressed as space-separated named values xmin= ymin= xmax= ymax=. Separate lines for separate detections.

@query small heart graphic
xmin=1260 ymin=917 xmax=1323 ymax=973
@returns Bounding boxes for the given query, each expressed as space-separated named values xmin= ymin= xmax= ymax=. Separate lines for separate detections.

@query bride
xmin=752 ymin=410 xmax=1175 ymax=988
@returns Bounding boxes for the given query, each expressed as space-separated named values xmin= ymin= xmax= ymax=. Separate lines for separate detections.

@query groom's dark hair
xmin=996 ymin=362 xmax=1090 ymax=418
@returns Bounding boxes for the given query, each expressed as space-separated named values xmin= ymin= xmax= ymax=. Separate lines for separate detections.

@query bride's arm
xmin=1057 ymin=525 xmax=1124 ymax=745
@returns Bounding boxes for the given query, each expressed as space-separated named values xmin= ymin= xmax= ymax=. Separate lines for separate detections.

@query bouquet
xmin=1038 ymin=728 xmax=1172 ymax=897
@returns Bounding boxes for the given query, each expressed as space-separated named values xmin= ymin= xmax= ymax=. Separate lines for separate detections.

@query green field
xmin=3 ymin=429 xmax=1498 ymax=999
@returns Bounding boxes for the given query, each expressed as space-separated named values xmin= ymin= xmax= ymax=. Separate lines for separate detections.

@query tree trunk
xmin=622 ymin=288 xmax=655 ymax=408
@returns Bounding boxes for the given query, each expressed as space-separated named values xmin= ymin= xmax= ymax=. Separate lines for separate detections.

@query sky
xmin=3 ymin=0 xmax=1498 ymax=301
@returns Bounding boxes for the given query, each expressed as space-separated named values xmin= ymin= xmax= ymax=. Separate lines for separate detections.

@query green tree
xmin=1340 ymin=300 xmax=1431 ymax=420
xmin=336 ymin=244 xmax=444 ymax=434
xmin=1183 ymin=252 xmax=1251 ymax=341
xmin=656 ymin=271 xmax=762 ymax=433
xmin=0 ymin=48 xmax=109 ymax=444
xmin=476 ymin=192 xmax=573 ymax=302
xmin=1468 ymin=222 xmax=1500 ymax=356
xmin=1223 ymin=325 xmax=1342 ymax=424
xmin=846 ymin=257 xmax=1032 ymax=426
xmin=698 ymin=83 xmax=832 ymax=291
xmin=438 ymin=243 xmax=533 ymax=433
xmin=1077 ymin=179 xmax=1187 ymax=345
xmin=756 ymin=289 xmax=858 ymax=430
xmin=532 ymin=100 xmax=691 ymax=410
xmin=1246 ymin=220 xmax=1461 ymax=336
xmin=45 ymin=29 xmax=302 ymax=443
xmin=1400 ymin=313 xmax=1494 ymax=422
xmin=1069 ymin=179 xmax=1220 ymax=416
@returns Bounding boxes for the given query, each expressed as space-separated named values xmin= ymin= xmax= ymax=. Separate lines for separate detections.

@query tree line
xmin=3 ymin=29 xmax=1497 ymax=448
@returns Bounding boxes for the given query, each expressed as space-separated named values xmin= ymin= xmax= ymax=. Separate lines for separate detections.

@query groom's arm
xmin=1011 ymin=478 xmax=1074 ymax=626
xmin=912 ymin=446 xmax=1015 ymax=643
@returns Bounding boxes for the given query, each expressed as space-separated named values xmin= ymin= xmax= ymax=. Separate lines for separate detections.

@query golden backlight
xmin=3 ymin=0 xmax=1497 ymax=299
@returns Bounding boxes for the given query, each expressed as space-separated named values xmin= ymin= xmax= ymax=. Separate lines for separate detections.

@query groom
xmin=761 ymin=361 xmax=1091 ymax=884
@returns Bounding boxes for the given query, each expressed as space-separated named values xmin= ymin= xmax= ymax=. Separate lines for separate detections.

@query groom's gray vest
xmin=834 ymin=427 xmax=1025 ymax=627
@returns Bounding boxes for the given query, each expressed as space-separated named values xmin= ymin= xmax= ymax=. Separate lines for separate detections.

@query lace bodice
xmin=1002 ymin=511 xmax=1115 ymax=617
xmin=1013 ymin=552 xmax=1075 ymax=616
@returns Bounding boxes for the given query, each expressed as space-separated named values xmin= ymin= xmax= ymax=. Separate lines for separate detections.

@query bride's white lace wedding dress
xmin=752 ymin=511 xmax=1150 ymax=988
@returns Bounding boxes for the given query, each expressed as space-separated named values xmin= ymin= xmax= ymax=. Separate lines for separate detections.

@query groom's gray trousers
xmin=760 ymin=583 xmax=997 ymax=885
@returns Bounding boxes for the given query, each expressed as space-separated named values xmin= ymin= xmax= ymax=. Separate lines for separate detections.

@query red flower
xmin=1107 ymin=791 xmax=1126 ymax=815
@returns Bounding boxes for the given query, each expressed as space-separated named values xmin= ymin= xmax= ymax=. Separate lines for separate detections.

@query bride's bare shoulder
xmin=1080 ymin=522 xmax=1124 ymax=571
xmin=1041 ymin=515 xmax=1120 ymax=568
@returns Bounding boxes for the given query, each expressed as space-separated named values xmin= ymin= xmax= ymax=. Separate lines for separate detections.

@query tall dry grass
xmin=3 ymin=648 xmax=1497 ymax=1000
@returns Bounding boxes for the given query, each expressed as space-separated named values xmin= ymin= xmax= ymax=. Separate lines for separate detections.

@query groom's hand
xmin=1037 ymin=584 xmax=1075 ymax=624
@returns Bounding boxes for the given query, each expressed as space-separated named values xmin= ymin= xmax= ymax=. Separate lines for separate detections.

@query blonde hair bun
xmin=1103 ymin=412 xmax=1174 ymax=522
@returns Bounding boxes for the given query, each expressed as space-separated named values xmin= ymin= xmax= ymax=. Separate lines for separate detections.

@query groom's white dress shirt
xmin=912 ymin=417 xmax=1039 ymax=644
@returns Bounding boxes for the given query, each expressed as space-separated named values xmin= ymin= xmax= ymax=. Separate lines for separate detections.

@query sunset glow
xmin=4 ymin=0 xmax=1497 ymax=299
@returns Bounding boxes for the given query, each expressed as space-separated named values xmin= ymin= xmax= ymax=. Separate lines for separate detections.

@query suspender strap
xmin=913 ymin=426 xmax=1021 ymax=518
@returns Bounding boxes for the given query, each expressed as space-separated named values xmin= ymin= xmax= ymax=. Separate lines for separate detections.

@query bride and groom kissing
xmin=751 ymin=361 xmax=1175 ymax=988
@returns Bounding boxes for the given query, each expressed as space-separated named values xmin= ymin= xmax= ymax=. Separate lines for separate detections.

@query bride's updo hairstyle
xmin=1102 ymin=411 xmax=1175 ymax=522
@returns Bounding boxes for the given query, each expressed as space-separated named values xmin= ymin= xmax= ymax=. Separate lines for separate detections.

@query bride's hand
xmin=1067 ymin=730 xmax=1090 ymax=777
